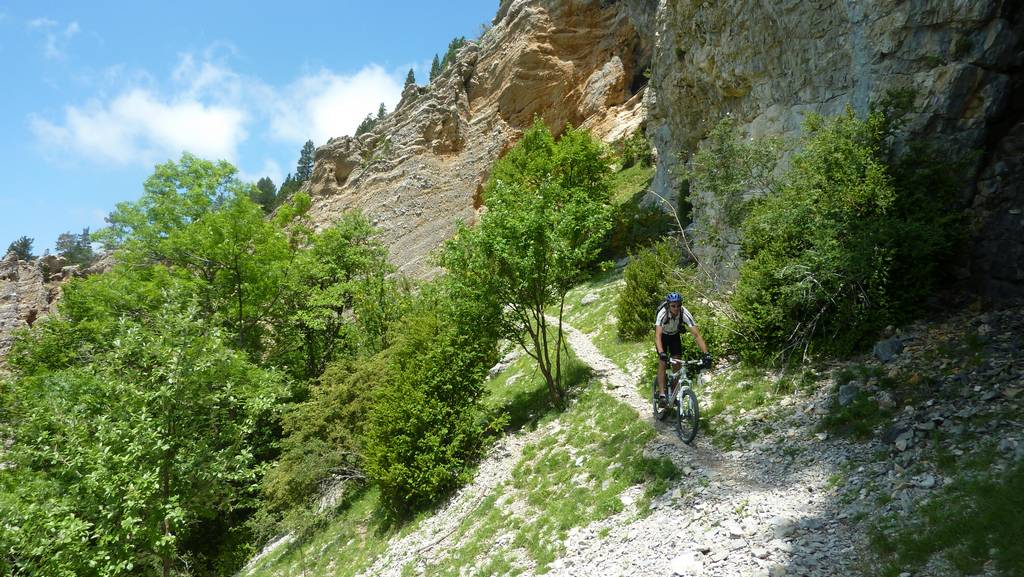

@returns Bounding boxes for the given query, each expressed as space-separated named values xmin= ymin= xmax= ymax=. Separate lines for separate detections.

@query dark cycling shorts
xmin=659 ymin=332 xmax=682 ymax=359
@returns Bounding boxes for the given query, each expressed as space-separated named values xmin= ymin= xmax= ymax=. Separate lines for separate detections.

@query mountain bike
xmin=651 ymin=358 xmax=702 ymax=444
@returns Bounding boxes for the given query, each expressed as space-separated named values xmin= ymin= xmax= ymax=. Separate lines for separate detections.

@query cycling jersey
xmin=655 ymin=305 xmax=695 ymax=336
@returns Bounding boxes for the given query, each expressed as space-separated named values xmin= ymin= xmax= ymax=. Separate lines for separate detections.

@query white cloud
xmin=27 ymin=17 xmax=79 ymax=59
xmin=31 ymin=89 xmax=248 ymax=165
xmin=269 ymin=65 xmax=403 ymax=145
xmin=31 ymin=51 xmax=406 ymax=170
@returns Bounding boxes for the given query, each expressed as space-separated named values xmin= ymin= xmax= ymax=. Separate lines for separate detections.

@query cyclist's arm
xmin=654 ymin=324 xmax=664 ymax=355
xmin=688 ymin=325 xmax=708 ymax=355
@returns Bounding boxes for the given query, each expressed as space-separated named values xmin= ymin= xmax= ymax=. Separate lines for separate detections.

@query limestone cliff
xmin=0 ymin=253 xmax=63 ymax=368
xmin=644 ymin=0 xmax=1023 ymax=297
xmin=304 ymin=0 xmax=652 ymax=277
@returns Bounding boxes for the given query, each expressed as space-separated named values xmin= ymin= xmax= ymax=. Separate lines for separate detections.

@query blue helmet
xmin=666 ymin=292 xmax=682 ymax=303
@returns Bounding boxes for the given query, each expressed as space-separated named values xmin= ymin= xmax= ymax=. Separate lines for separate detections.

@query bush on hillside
xmin=616 ymin=240 xmax=676 ymax=340
xmin=732 ymin=106 xmax=964 ymax=361
xmin=362 ymin=281 xmax=500 ymax=517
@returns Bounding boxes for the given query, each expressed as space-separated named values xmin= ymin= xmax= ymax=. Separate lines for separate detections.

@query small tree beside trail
xmin=443 ymin=120 xmax=613 ymax=408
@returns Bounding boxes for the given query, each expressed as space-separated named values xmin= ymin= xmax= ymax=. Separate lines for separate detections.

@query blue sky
xmin=0 ymin=1 xmax=497 ymax=254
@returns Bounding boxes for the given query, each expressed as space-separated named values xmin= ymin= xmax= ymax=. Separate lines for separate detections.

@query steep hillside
xmin=304 ymin=0 xmax=1022 ymax=296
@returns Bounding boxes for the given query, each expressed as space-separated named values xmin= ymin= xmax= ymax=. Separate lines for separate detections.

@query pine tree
xmin=296 ymin=140 xmax=315 ymax=182
xmin=429 ymin=54 xmax=441 ymax=82
xmin=6 ymin=236 xmax=34 ymax=260
xmin=55 ymin=228 xmax=94 ymax=266
xmin=376 ymin=103 xmax=387 ymax=121
xmin=440 ymin=36 xmax=466 ymax=71
xmin=277 ymin=173 xmax=300 ymax=207
xmin=404 ymin=68 xmax=416 ymax=88
xmin=355 ymin=114 xmax=376 ymax=137
xmin=252 ymin=177 xmax=277 ymax=213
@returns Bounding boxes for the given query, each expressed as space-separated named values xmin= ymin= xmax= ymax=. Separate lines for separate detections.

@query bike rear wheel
xmin=675 ymin=387 xmax=699 ymax=443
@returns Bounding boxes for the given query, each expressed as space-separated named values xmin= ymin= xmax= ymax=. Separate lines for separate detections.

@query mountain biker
xmin=656 ymin=292 xmax=711 ymax=407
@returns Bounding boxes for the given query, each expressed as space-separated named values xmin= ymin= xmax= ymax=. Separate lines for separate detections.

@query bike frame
xmin=665 ymin=358 xmax=702 ymax=405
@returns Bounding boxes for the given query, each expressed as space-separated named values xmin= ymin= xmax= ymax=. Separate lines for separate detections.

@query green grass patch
xmin=609 ymin=164 xmax=655 ymax=205
xmin=700 ymin=366 xmax=816 ymax=448
xmin=870 ymin=457 xmax=1024 ymax=576
xmin=559 ymin=268 xmax=650 ymax=374
xmin=241 ymin=487 xmax=402 ymax=577
xmin=424 ymin=386 xmax=677 ymax=576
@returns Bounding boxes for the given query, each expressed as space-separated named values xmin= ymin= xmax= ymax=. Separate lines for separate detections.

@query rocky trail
xmin=353 ymin=319 xmax=885 ymax=577
xmin=272 ymin=302 xmax=1024 ymax=577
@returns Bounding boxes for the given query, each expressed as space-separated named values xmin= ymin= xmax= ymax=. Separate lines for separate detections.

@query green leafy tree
xmin=733 ymin=106 xmax=963 ymax=360
xmin=55 ymin=228 xmax=95 ymax=266
xmin=376 ymin=102 xmax=387 ymax=121
xmin=1 ymin=299 xmax=285 ymax=577
xmin=6 ymin=236 xmax=34 ymax=260
xmin=93 ymin=154 xmax=304 ymax=357
xmin=273 ymin=212 xmax=391 ymax=379
xmin=362 ymin=279 xmax=499 ymax=515
xmin=443 ymin=120 xmax=613 ymax=407
xmin=296 ymin=140 xmax=315 ymax=182
xmin=404 ymin=68 xmax=416 ymax=87
xmin=429 ymin=54 xmax=441 ymax=82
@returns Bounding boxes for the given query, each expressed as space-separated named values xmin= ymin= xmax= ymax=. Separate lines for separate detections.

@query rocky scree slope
xmin=245 ymin=301 xmax=1023 ymax=577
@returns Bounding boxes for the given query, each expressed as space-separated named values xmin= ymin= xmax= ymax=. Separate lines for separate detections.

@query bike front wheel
xmin=675 ymin=387 xmax=699 ymax=444
xmin=651 ymin=377 xmax=668 ymax=421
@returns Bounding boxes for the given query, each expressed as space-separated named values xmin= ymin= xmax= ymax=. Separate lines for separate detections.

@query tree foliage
xmin=55 ymin=228 xmax=95 ymax=266
xmin=732 ymin=106 xmax=964 ymax=361
xmin=252 ymin=176 xmax=277 ymax=213
xmin=429 ymin=54 xmax=441 ymax=82
xmin=5 ymin=236 xmax=33 ymax=260
xmin=404 ymin=68 xmax=416 ymax=87
xmin=296 ymin=140 xmax=315 ymax=182
xmin=1 ymin=298 xmax=285 ymax=577
xmin=443 ymin=120 xmax=612 ymax=407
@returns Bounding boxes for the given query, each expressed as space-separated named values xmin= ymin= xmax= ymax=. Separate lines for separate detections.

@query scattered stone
xmin=837 ymin=383 xmax=860 ymax=406
xmin=772 ymin=517 xmax=797 ymax=539
xmin=580 ymin=292 xmax=599 ymax=306
xmin=874 ymin=337 xmax=904 ymax=362
xmin=670 ymin=550 xmax=704 ymax=575
xmin=914 ymin=474 xmax=936 ymax=489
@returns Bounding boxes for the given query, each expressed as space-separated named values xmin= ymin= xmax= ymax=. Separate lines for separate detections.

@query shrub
xmin=616 ymin=239 xmax=677 ymax=340
xmin=732 ymin=107 xmax=964 ymax=361
xmin=362 ymin=281 xmax=499 ymax=517
xmin=258 ymin=357 xmax=382 ymax=535
xmin=619 ymin=129 xmax=652 ymax=169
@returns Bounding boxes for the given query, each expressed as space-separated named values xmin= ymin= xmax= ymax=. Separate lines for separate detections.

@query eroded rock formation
xmin=304 ymin=0 xmax=652 ymax=276
xmin=300 ymin=0 xmax=1022 ymax=296
xmin=0 ymin=253 xmax=63 ymax=367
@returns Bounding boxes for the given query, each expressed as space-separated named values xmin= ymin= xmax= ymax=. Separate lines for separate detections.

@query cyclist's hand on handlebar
xmin=701 ymin=352 xmax=712 ymax=369
xmin=658 ymin=351 xmax=669 ymax=363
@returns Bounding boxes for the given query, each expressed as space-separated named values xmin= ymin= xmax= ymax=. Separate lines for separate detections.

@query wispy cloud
xmin=31 ymin=50 xmax=405 ymax=172
xmin=27 ymin=17 xmax=80 ymax=59
xmin=31 ymin=90 xmax=248 ymax=165
xmin=269 ymin=65 xmax=404 ymax=146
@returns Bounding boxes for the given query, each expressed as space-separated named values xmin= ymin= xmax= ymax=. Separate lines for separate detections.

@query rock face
xmin=644 ymin=0 xmax=1023 ymax=296
xmin=305 ymin=0 xmax=652 ymax=277
xmin=304 ymin=0 xmax=1021 ymax=297
xmin=0 ymin=253 xmax=62 ymax=367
